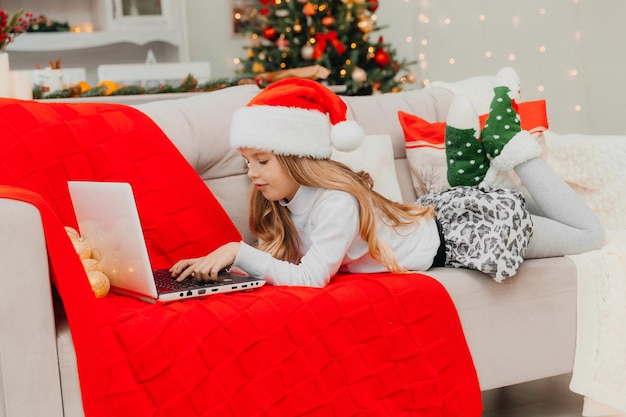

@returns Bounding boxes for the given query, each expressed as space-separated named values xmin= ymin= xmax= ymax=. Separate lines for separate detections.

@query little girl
xmin=170 ymin=73 xmax=605 ymax=286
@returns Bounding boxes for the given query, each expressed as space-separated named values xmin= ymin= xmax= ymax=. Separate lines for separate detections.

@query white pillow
xmin=331 ymin=134 xmax=403 ymax=202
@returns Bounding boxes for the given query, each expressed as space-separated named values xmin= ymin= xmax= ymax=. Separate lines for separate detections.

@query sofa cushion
xmin=135 ymin=84 xmax=260 ymax=181
xmin=331 ymin=134 xmax=403 ymax=202
xmin=399 ymin=111 xmax=449 ymax=198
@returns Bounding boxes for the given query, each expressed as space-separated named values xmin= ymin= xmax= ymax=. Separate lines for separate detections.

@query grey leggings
xmin=514 ymin=158 xmax=606 ymax=258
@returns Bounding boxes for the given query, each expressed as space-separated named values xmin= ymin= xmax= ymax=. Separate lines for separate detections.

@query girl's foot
xmin=445 ymin=94 xmax=489 ymax=186
xmin=480 ymin=67 xmax=541 ymax=188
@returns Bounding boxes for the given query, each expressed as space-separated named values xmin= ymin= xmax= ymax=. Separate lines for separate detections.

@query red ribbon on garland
xmin=313 ymin=31 xmax=346 ymax=59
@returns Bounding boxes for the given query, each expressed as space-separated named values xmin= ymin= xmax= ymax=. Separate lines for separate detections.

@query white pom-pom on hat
xmin=331 ymin=120 xmax=365 ymax=152
xmin=230 ymin=78 xmax=365 ymax=159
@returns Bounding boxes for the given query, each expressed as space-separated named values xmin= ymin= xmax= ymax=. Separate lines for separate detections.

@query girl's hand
xmin=170 ymin=242 xmax=241 ymax=282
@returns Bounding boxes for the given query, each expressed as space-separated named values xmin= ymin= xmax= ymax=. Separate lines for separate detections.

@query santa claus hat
xmin=229 ymin=78 xmax=365 ymax=159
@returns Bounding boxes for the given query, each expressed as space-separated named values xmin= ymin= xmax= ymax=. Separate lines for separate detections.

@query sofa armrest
xmin=0 ymin=198 xmax=64 ymax=417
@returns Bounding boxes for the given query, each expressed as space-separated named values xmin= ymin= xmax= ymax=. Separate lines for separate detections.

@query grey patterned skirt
xmin=416 ymin=186 xmax=533 ymax=282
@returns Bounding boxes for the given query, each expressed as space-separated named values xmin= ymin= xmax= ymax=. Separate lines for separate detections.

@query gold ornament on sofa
xmin=66 ymin=226 xmax=111 ymax=298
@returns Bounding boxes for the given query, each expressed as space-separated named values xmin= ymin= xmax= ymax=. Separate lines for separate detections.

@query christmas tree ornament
xmin=313 ymin=31 xmax=346 ymax=60
xmin=407 ymin=72 xmax=417 ymax=83
xmin=276 ymin=35 xmax=290 ymax=51
xmin=357 ymin=15 xmax=374 ymax=33
xmin=65 ymin=226 xmax=111 ymax=299
xmin=252 ymin=61 xmax=266 ymax=73
xmin=82 ymin=258 xmax=104 ymax=273
xmin=351 ymin=66 xmax=367 ymax=82
xmin=322 ymin=15 xmax=336 ymax=28
xmin=70 ymin=234 xmax=92 ymax=260
xmin=275 ymin=9 xmax=290 ymax=18
xmin=368 ymin=0 xmax=379 ymax=12
xmin=65 ymin=226 xmax=80 ymax=240
xmin=303 ymin=2 xmax=316 ymax=16
xmin=293 ymin=19 xmax=303 ymax=33
xmin=374 ymin=48 xmax=390 ymax=67
xmin=301 ymin=43 xmax=315 ymax=60
xmin=87 ymin=270 xmax=110 ymax=298
xmin=258 ymin=0 xmax=270 ymax=16
xmin=263 ymin=26 xmax=279 ymax=40
xmin=249 ymin=33 xmax=262 ymax=47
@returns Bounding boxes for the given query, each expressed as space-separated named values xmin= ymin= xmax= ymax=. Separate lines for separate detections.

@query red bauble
xmin=368 ymin=0 xmax=379 ymax=12
xmin=322 ymin=15 xmax=336 ymax=28
xmin=374 ymin=48 xmax=390 ymax=67
xmin=258 ymin=0 xmax=270 ymax=4
xmin=263 ymin=26 xmax=278 ymax=40
xmin=303 ymin=2 xmax=316 ymax=16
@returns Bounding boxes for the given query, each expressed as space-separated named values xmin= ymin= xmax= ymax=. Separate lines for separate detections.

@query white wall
xmin=411 ymin=0 xmax=626 ymax=135
xmin=187 ymin=0 xmax=626 ymax=136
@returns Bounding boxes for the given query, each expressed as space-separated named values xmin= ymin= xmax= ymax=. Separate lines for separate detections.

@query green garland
xmin=34 ymin=74 xmax=258 ymax=100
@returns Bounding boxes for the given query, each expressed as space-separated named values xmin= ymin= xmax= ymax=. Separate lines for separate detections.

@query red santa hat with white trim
xmin=229 ymin=78 xmax=365 ymax=159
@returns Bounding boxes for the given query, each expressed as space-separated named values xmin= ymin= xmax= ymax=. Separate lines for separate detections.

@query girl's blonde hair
xmin=249 ymin=155 xmax=434 ymax=273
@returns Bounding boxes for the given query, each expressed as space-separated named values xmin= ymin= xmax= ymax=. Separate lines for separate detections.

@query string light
xmin=411 ymin=1 xmax=589 ymax=131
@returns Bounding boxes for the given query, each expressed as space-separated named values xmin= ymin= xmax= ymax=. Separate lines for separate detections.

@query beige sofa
xmin=0 ymin=80 xmax=586 ymax=417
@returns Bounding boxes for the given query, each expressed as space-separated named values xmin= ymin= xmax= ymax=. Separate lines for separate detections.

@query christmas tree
xmin=238 ymin=0 xmax=417 ymax=95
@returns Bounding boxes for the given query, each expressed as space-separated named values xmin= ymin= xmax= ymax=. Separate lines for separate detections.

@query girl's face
xmin=240 ymin=148 xmax=300 ymax=202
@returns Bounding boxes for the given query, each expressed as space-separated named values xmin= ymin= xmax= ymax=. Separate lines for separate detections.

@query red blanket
xmin=0 ymin=98 xmax=481 ymax=416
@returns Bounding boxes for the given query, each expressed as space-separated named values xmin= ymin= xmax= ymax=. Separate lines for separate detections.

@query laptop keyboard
xmin=153 ymin=269 xmax=218 ymax=291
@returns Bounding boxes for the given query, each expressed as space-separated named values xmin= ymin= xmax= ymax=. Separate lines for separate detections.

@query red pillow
xmin=401 ymin=100 xmax=549 ymax=145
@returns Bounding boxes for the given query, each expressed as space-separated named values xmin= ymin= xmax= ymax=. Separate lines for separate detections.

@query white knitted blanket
xmin=545 ymin=131 xmax=626 ymax=416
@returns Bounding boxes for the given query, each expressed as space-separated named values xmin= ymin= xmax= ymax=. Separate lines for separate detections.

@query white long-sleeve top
xmin=233 ymin=186 xmax=441 ymax=287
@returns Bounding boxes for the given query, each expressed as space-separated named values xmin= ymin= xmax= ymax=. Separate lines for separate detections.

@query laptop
xmin=67 ymin=181 xmax=265 ymax=303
